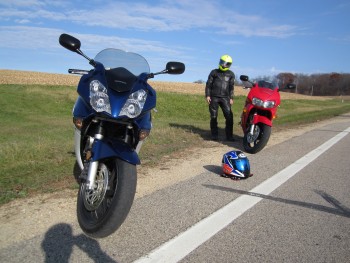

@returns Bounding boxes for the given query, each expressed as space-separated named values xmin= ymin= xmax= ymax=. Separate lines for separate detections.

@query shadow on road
xmin=169 ymin=123 xmax=244 ymax=151
xmin=203 ymin=184 xmax=350 ymax=218
xmin=203 ymin=165 xmax=222 ymax=175
xmin=41 ymin=223 xmax=117 ymax=263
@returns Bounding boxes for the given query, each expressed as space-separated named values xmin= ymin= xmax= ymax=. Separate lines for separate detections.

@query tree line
xmin=256 ymin=72 xmax=350 ymax=96
xmin=195 ymin=72 xmax=350 ymax=96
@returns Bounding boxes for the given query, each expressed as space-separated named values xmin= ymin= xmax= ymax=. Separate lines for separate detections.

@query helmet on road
xmin=222 ymin=150 xmax=251 ymax=179
xmin=219 ymin=55 xmax=232 ymax=71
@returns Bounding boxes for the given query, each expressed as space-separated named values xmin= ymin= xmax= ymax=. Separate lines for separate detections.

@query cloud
xmin=0 ymin=0 xmax=299 ymax=38
xmin=234 ymin=65 xmax=289 ymax=78
xmin=218 ymin=13 xmax=298 ymax=38
xmin=0 ymin=25 xmax=186 ymax=56
xmin=0 ymin=26 xmax=62 ymax=49
xmin=329 ymin=35 xmax=350 ymax=43
xmin=0 ymin=0 xmax=45 ymax=8
xmin=0 ymin=25 xmax=190 ymax=75
xmin=15 ymin=19 xmax=31 ymax=24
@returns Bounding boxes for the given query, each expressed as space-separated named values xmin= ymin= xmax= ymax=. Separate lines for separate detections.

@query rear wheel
xmin=243 ymin=123 xmax=271 ymax=154
xmin=77 ymin=158 xmax=137 ymax=238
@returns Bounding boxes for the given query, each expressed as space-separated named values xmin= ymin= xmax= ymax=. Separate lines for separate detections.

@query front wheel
xmin=243 ymin=123 xmax=271 ymax=154
xmin=77 ymin=158 xmax=137 ymax=238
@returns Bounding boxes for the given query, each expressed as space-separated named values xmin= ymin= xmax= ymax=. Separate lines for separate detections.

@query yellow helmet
xmin=219 ymin=55 xmax=232 ymax=71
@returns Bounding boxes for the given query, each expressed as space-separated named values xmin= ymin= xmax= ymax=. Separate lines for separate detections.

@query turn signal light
xmin=139 ymin=129 xmax=150 ymax=141
xmin=73 ymin=117 xmax=83 ymax=130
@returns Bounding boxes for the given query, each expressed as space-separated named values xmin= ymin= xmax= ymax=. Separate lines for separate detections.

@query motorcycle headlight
xmin=119 ymin=89 xmax=147 ymax=118
xmin=252 ymin=97 xmax=275 ymax=108
xmin=90 ymin=80 xmax=111 ymax=114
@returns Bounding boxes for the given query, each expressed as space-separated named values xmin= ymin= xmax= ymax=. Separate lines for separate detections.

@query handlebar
xmin=68 ymin=69 xmax=90 ymax=75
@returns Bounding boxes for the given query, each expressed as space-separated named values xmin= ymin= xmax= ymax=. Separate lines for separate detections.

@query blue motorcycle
xmin=59 ymin=34 xmax=185 ymax=238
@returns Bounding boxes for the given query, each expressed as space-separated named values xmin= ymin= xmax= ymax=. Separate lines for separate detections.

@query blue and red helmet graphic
xmin=222 ymin=150 xmax=251 ymax=178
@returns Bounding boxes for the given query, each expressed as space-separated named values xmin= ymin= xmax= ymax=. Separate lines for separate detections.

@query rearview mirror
xmin=59 ymin=33 xmax=81 ymax=52
xmin=240 ymin=75 xmax=249 ymax=81
xmin=285 ymin=83 xmax=296 ymax=89
xmin=166 ymin=62 xmax=185 ymax=75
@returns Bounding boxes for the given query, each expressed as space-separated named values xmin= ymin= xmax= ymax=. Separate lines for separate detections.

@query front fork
xmin=241 ymin=109 xmax=256 ymax=135
xmin=249 ymin=123 xmax=256 ymax=135
xmin=86 ymin=127 xmax=104 ymax=190
xmin=81 ymin=122 xmax=141 ymax=190
xmin=249 ymin=113 xmax=257 ymax=135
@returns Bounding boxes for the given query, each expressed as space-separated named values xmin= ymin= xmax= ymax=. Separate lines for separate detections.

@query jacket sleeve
xmin=205 ymin=70 xmax=215 ymax=97
xmin=229 ymin=72 xmax=235 ymax=98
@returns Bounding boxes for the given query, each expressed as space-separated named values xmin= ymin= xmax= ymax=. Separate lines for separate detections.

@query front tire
xmin=77 ymin=158 xmax=137 ymax=238
xmin=243 ymin=123 xmax=271 ymax=154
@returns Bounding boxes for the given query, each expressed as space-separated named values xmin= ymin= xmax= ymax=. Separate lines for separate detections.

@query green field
xmin=1 ymin=84 xmax=350 ymax=205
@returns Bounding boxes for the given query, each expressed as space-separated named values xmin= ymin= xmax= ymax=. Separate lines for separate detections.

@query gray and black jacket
xmin=205 ymin=69 xmax=235 ymax=99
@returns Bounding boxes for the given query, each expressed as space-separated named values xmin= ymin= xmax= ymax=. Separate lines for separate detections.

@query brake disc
xmin=82 ymin=163 xmax=109 ymax=211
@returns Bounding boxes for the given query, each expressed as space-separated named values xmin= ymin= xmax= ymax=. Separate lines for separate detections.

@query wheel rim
xmin=82 ymin=163 xmax=109 ymax=211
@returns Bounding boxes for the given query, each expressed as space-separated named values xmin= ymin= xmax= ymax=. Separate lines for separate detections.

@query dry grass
xmin=0 ymin=69 xmax=80 ymax=86
xmin=0 ymin=69 xmax=329 ymax=100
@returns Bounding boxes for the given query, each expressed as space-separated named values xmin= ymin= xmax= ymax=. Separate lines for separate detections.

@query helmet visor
xmin=219 ymin=59 xmax=232 ymax=68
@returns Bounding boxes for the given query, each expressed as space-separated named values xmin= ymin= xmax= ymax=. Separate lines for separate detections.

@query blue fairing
xmin=135 ymin=111 xmax=152 ymax=130
xmin=74 ymin=65 xmax=156 ymax=121
xmin=92 ymin=138 xmax=140 ymax=165
xmin=73 ymin=96 xmax=93 ymax=117
xmin=72 ymin=59 xmax=155 ymax=166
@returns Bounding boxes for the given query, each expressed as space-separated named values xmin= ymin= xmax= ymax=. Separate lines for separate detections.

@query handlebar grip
xmin=68 ymin=69 xmax=90 ymax=75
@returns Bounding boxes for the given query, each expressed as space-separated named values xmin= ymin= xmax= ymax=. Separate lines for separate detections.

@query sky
xmin=0 ymin=0 xmax=349 ymax=82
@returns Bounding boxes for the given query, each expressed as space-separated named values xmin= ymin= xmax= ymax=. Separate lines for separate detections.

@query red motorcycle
xmin=239 ymin=75 xmax=290 ymax=153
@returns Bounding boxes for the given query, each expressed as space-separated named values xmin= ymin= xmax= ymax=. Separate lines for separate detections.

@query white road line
xmin=134 ymin=127 xmax=350 ymax=263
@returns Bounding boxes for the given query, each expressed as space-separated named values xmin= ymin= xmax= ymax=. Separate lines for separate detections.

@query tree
xmin=276 ymin=73 xmax=295 ymax=87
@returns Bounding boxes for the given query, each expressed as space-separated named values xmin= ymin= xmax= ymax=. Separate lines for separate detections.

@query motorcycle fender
xmin=253 ymin=114 xmax=272 ymax=127
xmin=91 ymin=138 xmax=141 ymax=165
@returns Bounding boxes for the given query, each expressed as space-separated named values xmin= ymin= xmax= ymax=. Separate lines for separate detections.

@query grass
xmin=1 ymin=84 xmax=350 ymax=205
xmin=274 ymin=98 xmax=350 ymax=125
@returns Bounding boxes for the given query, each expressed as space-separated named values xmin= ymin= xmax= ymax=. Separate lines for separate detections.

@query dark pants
xmin=209 ymin=97 xmax=233 ymax=139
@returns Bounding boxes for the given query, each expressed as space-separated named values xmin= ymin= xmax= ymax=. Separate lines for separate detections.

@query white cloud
xmin=0 ymin=0 xmax=299 ymax=38
xmin=0 ymin=0 xmax=45 ymax=8
xmin=329 ymin=35 xmax=350 ymax=43
xmin=15 ymin=19 xmax=31 ymax=24
xmin=0 ymin=26 xmax=62 ymax=49
xmin=0 ymin=25 xmax=186 ymax=56
xmin=0 ymin=25 xmax=190 ymax=75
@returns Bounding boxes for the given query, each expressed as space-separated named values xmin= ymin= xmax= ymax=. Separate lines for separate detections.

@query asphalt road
xmin=1 ymin=117 xmax=350 ymax=263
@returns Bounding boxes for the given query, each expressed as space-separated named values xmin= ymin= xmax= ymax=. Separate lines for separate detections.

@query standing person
xmin=205 ymin=54 xmax=235 ymax=141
